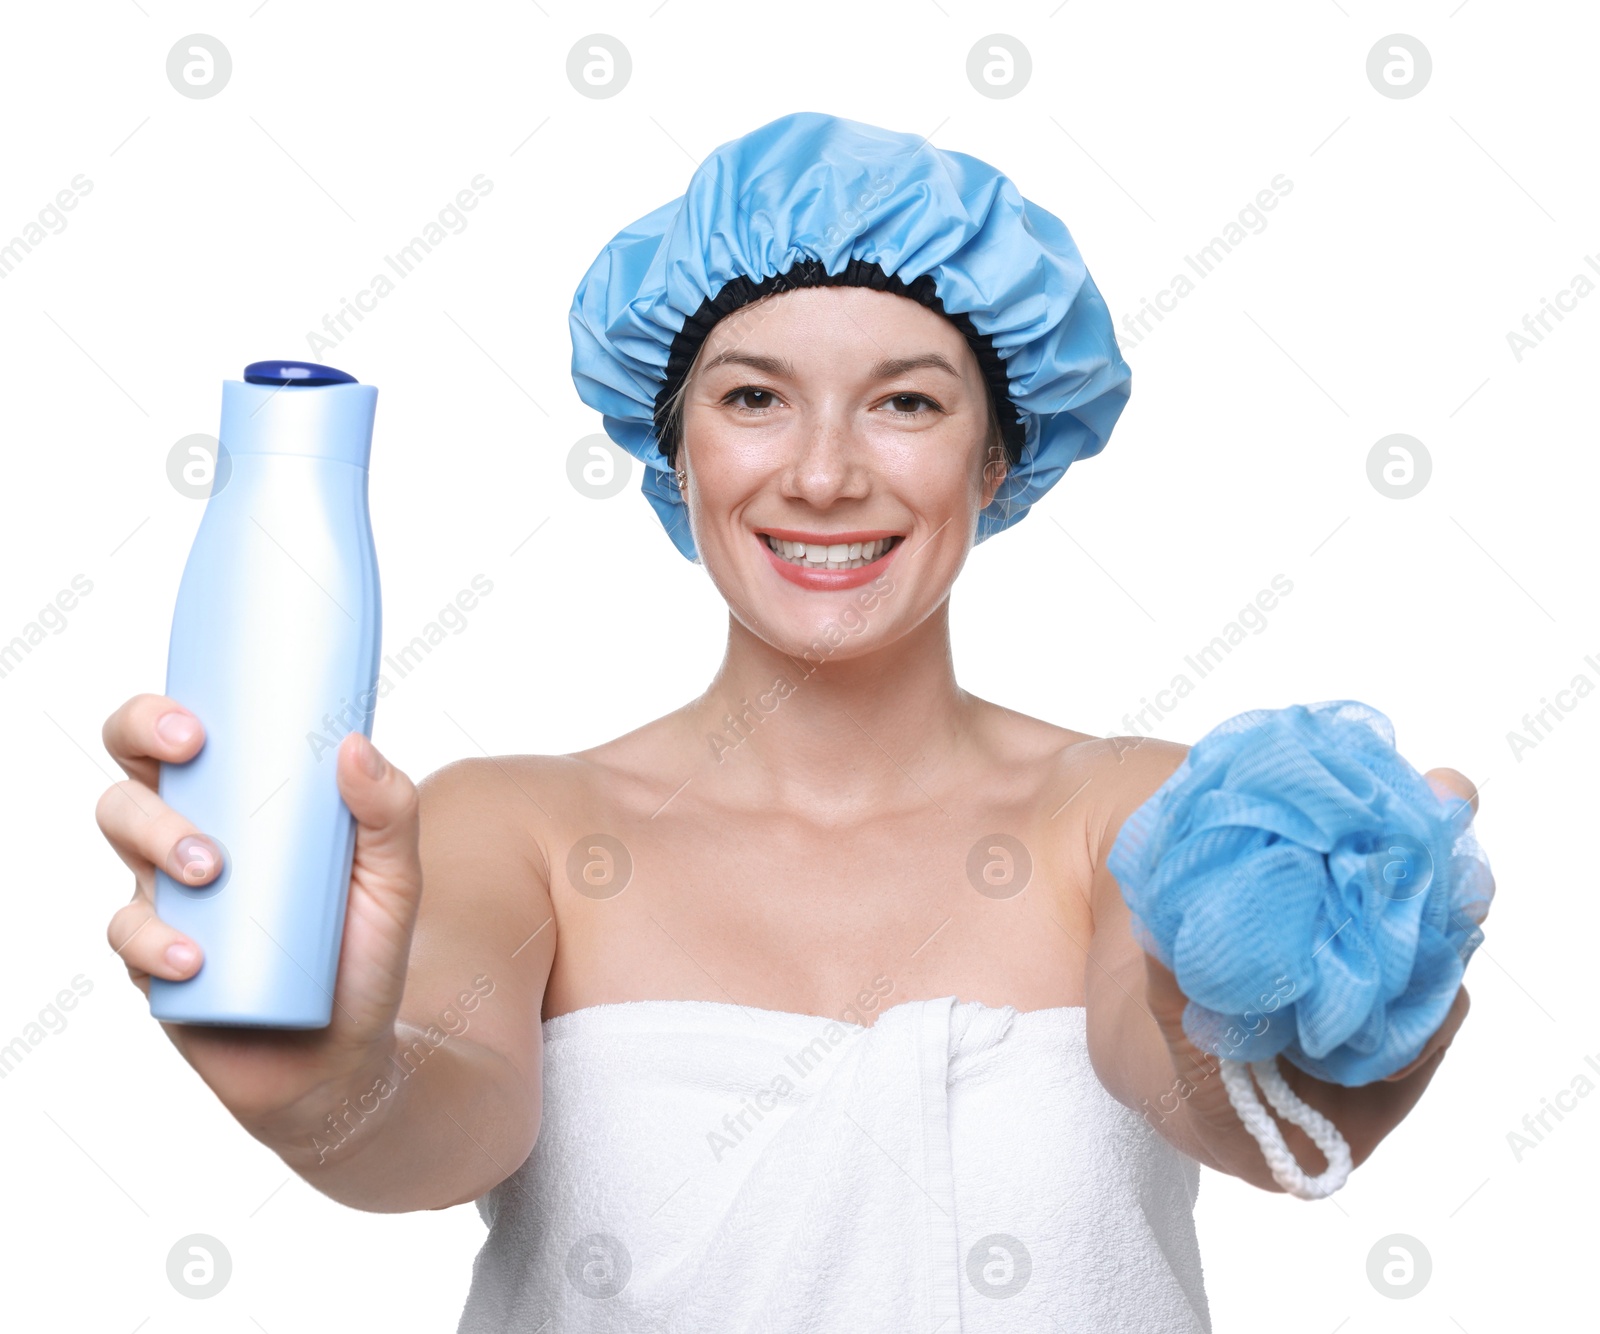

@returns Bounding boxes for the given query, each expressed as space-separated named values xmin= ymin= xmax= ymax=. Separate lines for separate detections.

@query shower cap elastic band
xmin=568 ymin=110 xmax=1132 ymax=561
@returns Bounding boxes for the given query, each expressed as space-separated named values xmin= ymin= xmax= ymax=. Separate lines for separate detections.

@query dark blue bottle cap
xmin=243 ymin=360 xmax=358 ymax=387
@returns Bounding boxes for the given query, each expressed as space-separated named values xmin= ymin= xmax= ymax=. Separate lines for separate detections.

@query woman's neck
xmin=681 ymin=600 xmax=980 ymax=816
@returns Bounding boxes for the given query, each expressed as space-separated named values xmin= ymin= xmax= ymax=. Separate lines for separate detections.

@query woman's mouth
xmin=760 ymin=533 xmax=902 ymax=570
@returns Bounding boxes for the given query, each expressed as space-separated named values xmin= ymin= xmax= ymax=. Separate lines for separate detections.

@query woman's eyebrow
xmin=700 ymin=350 xmax=796 ymax=377
xmin=868 ymin=353 xmax=963 ymax=381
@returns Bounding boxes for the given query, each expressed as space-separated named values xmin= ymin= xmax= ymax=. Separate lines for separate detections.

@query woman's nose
xmin=783 ymin=414 xmax=870 ymax=505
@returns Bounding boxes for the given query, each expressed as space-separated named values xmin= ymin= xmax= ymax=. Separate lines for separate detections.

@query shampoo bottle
xmin=149 ymin=360 xmax=381 ymax=1028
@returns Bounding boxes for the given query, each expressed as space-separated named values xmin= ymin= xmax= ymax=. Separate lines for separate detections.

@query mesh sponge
xmin=1109 ymin=700 xmax=1493 ymax=1089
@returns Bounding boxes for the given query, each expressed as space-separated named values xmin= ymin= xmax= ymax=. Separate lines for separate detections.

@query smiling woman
xmin=96 ymin=109 xmax=1486 ymax=1334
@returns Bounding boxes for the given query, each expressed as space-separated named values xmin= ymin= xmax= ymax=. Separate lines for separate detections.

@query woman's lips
xmin=757 ymin=530 xmax=903 ymax=589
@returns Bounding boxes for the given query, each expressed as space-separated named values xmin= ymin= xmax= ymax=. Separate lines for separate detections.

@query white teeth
xmin=762 ymin=534 xmax=897 ymax=570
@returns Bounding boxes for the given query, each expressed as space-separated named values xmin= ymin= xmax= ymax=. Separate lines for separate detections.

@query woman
xmin=97 ymin=113 xmax=1479 ymax=1331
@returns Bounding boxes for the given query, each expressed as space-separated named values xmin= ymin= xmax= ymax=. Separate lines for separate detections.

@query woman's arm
xmin=1082 ymin=736 xmax=1476 ymax=1192
xmin=251 ymin=756 xmax=558 ymax=1212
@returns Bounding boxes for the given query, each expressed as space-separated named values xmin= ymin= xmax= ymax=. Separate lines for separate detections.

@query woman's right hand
xmin=96 ymin=693 xmax=426 ymax=1152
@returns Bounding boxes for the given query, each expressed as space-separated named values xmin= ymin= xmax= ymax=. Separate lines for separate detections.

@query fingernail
xmin=173 ymin=836 xmax=217 ymax=881
xmin=165 ymin=941 xmax=198 ymax=971
xmin=357 ymin=734 xmax=386 ymax=780
xmin=156 ymin=710 xmax=199 ymax=747
xmin=1436 ymin=792 xmax=1475 ymax=830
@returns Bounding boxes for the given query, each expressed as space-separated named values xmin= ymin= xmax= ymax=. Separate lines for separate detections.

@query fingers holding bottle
xmin=102 ymin=693 xmax=207 ymax=788
xmin=309 ymin=731 xmax=427 ymax=1048
xmin=98 ymin=808 xmax=221 ymax=990
xmin=96 ymin=695 xmax=224 ymax=993
xmin=106 ymin=891 xmax=205 ymax=995
xmin=335 ymin=731 xmax=424 ymax=927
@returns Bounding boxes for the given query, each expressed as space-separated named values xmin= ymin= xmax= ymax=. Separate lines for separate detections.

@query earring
xmin=675 ymin=466 xmax=687 ymax=494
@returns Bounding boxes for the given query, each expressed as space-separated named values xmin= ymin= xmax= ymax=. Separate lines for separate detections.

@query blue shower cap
xmin=1108 ymin=701 xmax=1494 ymax=1088
xmin=568 ymin=110 xmax=1132 ymax=561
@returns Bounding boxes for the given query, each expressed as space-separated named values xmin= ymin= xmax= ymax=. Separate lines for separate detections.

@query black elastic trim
xmin=652 ymin=256 xmax=1025 ymax=468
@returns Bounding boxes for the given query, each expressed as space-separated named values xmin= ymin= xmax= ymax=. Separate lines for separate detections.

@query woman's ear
xmin=981 ymin=440 xmax=1008 ymax=508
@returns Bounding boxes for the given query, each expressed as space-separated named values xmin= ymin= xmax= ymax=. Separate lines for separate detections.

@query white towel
xmin=456 ymin=996 xmax=1211 ymax=1332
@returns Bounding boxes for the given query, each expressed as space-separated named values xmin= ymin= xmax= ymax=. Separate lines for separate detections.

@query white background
xmin=1 ymin=1 xmax=1590 ymax=1329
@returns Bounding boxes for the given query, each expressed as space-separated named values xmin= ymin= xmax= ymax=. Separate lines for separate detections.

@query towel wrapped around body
xmin=457 ymin=996 xmax=1212 ymax=1333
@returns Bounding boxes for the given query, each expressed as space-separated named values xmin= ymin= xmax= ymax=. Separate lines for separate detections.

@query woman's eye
xmin=720 ymin=387 xmax=938 ymax=417
xmin=724 ymin=387 xmax=778 ymax=413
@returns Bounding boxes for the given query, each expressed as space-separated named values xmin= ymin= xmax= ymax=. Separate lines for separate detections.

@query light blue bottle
xmin=149 ymin=360 xmax=381 ymax=1028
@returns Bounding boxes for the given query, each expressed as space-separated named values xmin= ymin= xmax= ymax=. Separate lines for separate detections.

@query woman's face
xmin=679 ymin=285 xmax=1006 ymax=659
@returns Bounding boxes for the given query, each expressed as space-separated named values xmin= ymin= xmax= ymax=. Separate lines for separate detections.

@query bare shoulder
xmin=414 ymin=752 xmax=566 ymax=880
xmin=406 ymin=754 xmax=572 ymax=983
xmin=967 ymin=695 xmax=1098 ymax=774
xmin=965 ymin=698 xmax=1186 ymax=808
xmin=410 ymin=730 xmax=672 ymax=885
xmin=1047 ymin=730 xmax=1193 ymax=869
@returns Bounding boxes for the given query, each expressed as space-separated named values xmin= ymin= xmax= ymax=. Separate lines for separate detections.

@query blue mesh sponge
xmin=1108 ymin=701 xmax=1494 ymax=1088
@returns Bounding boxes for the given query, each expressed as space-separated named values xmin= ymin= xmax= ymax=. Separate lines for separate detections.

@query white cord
xmin=1218 ymin=1056 xmax=1353 ymax=1199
